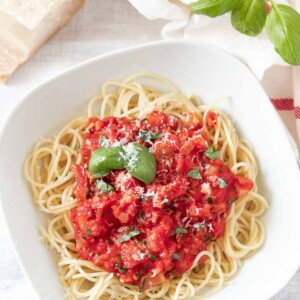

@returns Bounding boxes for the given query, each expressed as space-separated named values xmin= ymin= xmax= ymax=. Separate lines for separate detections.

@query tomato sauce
xmin=71 ymin=111 xmax=253 ymax=290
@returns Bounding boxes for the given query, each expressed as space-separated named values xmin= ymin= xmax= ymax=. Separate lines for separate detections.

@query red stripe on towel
xmin=270 ymin=98 xmax=294 ymax=111
xmin=295 ymin=107 xmax=300 ymax=119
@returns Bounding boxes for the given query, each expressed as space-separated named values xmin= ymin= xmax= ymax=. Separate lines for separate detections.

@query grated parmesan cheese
xmin=120 ymin=143 xmax=140 ymax=170
xmin=201 ymin=183 xmax=211 ymax=194
xmin=112 ymin=138 xmax=127 ymax=147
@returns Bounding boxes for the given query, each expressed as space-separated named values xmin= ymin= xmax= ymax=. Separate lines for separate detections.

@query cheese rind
xmin=0 ymin=0 xmax=85 ymax=82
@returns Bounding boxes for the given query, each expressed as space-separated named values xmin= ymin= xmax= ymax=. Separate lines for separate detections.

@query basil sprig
xmin=89 ymin=147 xmax=125 ymax=178
xmin=266 ymin=3 xmax=300 ymax=65
xmin=88 ymin=142 xmax=157 ymax=185
xmin=123 ymin=143 xmax=157 ymax=185
xmin=231 ymin=0 xmax=266 ymax=36
xmin=190 ymin=0 xmax=300 ymax=65
xmin=190 ymin=0 xmax=239 ymax=18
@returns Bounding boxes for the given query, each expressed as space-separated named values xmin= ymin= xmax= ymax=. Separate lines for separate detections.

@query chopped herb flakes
xmin=120 ymin=229 xmax=141 ymax=242
xmin=115 ymin=264 xmax=128 ymax=274
xmin=86 ymin=228 xmax=92 ymax=235
xmin=217 ymin=178 xmax=228 ymax=189
xmin=181 ymin=196 xmax=190 ymax=202
xmin=175 ymin=227 xmax=188 ymax=234
xmin=95 ymin=179 xmax=114 ymax=193
xmin=138 ymin=130 xmax=161 ymax=141
xmin=206 ymin=197 xmax=214 ymax=204
xmin=193 ymin=222 xmax=206 ymax=230
xmin=172 ymin=253 xmax=181 ymax=260
xmin=187 ymin=169 xmax=202 ymax=179
xmin=86 ymin=190 xmax=93 ymax=198
xmin=205 ymin=146 xmax=220 ymax=161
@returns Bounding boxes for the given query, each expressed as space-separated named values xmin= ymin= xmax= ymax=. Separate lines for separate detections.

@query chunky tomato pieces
xmin=71 ymin=111 xmax=253 ymax=290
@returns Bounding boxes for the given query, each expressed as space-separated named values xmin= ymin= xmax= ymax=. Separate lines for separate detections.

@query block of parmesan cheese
xmin=0 ymin=0 xmax=85 ymax=82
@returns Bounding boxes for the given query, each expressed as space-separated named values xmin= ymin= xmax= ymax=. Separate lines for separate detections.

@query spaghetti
xmin=24 ymin=73 xmax=268 ymax=300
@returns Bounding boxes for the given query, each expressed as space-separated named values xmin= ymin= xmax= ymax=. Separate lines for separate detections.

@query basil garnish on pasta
xmin=175 ymin=227 xmax=188 ymax=234
xmin=95 ymin=179 xmax=114 ymax=193
xmin=120 ymin=228 xmax=141 ymax=242
xmin=187 ymin=169 xmax=202 ymax=179
xmin=205 ymin=145 xmax=220 ymax=161
xmin=172 ymin=253 xmax=181 ymax=260
xmin=190 ymin=0 xmax=300 ymax=65
xmin=89 ymin=147 xmax=125 ymax=177
xmin=88 ymin=142 xmax=157 ymax=185
xmin=138 ymin=129 xmax=161 ymax=141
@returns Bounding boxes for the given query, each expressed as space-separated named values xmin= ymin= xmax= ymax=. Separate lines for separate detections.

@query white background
xmin=0 ymin=0 xmax=299 ymax=299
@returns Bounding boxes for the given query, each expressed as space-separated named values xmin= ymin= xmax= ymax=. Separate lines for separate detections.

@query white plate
xmin=0 ymin=41 xmax=299 ymax=300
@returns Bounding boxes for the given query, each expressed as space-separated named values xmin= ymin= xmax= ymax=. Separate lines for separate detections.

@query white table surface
xmin=0 ymin=0 xmax=299 ymax=299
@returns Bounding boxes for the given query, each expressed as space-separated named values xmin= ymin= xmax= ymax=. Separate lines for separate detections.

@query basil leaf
xmin=218 ymin=178 xmax=228 ymax=188
xmin=89 ymin=147 xmax=125 ymax=177
xmin=138 ymin=130 xmax=161 ymax=141
xmin=122 ymin=143 xmax=157 ymax=185
xmin=231 ymin=0 xmax=266 ymax=36
xmin=95 ymin=179 xmax=114 ymax=193
xmin=91 ymin=169 xmax=110 ymax=178
xmin=187 ymin=169 xmax=202 ymax=179
xmin=172 ymin=253 xmax=181 ymax=260
xmin=120 ymin=229 xmax=141 ymax=242
xmin=266 ymin=4 xmax=300 ymax=65
xmin=86 ymin=228 xmax=92 ymax=234
xmin=190 ymin=0 xmax=239 ymax=18
xmin=175 ymin=227 xmax=188 ymax=234
xmin=205 ymin=146 xmax=220 ymax=161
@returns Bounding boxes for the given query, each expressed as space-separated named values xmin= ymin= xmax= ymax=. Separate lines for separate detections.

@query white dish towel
xmin=129 ymin=0 xmax=300 ymax=152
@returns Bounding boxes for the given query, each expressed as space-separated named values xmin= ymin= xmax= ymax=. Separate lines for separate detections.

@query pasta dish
xmin=24 ymin=73 xmax=268 ymax=300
